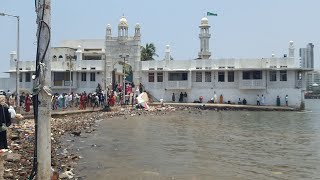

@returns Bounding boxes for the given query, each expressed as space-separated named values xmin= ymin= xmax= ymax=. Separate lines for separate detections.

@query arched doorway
xmin=111 ymin=61 xmax=134 ymax=91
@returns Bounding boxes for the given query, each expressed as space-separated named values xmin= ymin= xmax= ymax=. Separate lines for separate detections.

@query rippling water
xmin=71 ymin=100 xmax=320 ymax=180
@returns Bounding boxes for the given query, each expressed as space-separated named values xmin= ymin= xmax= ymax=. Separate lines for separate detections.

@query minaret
xmin=10 ymin=51 xmax=17 ymax=70
xmin=165 ymin=45 xmax=171 ymax=63
xmin=106 ymin=24 xmax=112 ymax=39
xmin=288 ymin=41 xmax=295 ymax=58
xmin=134 ymin=23 xmax=141 ymax=38
xmin=76 ymin=45 xmax=82 ymax=61
xmin=198 ymin=17 xmax=211 ymax=59
xmin=118 ymin=16 xmax=128 ymax=39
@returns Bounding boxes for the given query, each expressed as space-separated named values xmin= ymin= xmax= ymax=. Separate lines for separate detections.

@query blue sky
xmin=0 ymin=0 xmax=319 ymax=77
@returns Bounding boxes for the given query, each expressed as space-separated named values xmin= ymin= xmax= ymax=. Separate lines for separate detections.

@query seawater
xmin=70 ymin=99 xmax=320 ymax=180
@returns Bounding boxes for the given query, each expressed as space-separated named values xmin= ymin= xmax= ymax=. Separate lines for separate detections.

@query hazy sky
xmin=0 ymin=0 xmax=319 ymax=77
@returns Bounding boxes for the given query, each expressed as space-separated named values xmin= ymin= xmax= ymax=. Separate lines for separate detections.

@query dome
xmin=201 ymin=17 xmax=209 ymax=26
xmin=135 ymin=23 xmax=140 ymax=29
xmin=107 ymin=24 xmax=111 ymax=29
xmin=119 ymin=16 xmax=128 ymax=27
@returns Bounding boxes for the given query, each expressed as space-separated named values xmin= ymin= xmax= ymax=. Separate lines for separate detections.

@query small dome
xmin=76 ymin=45 xmax=82 ymax=52
xmin=107 ymin=24 xmax=111 ymax=29
xmin=135 ymin=23 xmax=140 ymax=29
xmin=119 ymin=16 xmax=128 ymax=27
xmin=201 ymin=17 xmax=209 ymax=26
xmin=165 ymin=45 xmax=170 ymax=52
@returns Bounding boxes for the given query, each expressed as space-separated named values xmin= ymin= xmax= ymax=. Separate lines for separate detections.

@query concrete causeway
xmin=149 ymin=102 xmax=297 ymax=111
xmin=20 ymin=102 xmax=297 ymax=120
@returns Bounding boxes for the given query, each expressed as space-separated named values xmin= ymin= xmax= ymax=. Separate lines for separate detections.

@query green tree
xmin=141 ymin=43 xmax=158 ymax=61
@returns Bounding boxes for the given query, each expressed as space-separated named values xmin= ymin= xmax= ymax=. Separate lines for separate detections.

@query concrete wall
xmin=146 ymin=87 xmax=303 ymax=108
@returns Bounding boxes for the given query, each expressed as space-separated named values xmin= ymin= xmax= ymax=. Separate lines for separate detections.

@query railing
xmin=166 ymin=81 xmax=190 ymax=89
xmin=143 ymin=82 xmax=164 ymax=89
xmin=64 ymin=81 xmax=73 ymax=86
xmin=52 ymin=80 xmax=76 ymax=88
xmin=192 ymin=82 xmax=212 ymax=88
xmin=239 ymin=80 xmax=265 ymax=89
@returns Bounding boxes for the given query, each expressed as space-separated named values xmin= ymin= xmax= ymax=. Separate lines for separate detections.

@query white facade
xmin=140 ymin=18 xmax=311 ymax=108
xmin=141 ymin=58 xmax=308 ymax=107
xmin=1 ymin=16 xmax=311 ymax=108
xmin=3 ymin=16 xmax=141 ymax=94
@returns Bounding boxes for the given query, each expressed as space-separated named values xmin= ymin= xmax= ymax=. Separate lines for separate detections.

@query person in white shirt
xmin=261 ymin=94 xmax=265 ymax=105
xmin=256 ymin=94 xmax=260 ymax=106
xmin=75 ymin=93 xmax=80 ymax=107
xmin=64 ymin=94 xmax=69 ymax=108
xmin=68 ymin=94 xmax=73 ymax=107
xmin=213 ymin=92 xmax=217 ymax=104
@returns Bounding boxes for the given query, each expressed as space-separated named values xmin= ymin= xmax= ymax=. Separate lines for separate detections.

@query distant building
xmin=306 ymin=70 xmax=320 ymax=91
xmin=299 ymin=43 xmax=314 ymax=68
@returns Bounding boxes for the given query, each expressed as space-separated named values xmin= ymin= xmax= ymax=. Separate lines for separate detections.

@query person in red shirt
xmin=25 ymin=94 xmax=32 ymax=112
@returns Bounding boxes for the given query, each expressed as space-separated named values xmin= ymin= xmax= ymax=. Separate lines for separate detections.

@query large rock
xmin=5 ymin=153 xmax=21 ymax=162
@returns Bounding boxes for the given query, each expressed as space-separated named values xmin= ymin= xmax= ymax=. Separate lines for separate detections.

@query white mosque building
xmin=0 ymin=16 xmax=311 ymax=108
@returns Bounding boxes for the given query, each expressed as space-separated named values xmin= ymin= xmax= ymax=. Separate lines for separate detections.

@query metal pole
xmin=36 ymin=0 xmax=52 ymax=179
xmin=123 ymin=57 xmax=125 ymax=97
xmin=16 ymin=16 xmax=20 ymax=109
xmin=69 ymin=56 xmax=72 ymax=94
xmin=104 ymin=55 xmax=108 ymax=105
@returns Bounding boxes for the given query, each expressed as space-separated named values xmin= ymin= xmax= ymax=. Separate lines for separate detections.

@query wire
xmin=29 ymin=0 xmax=51 ymax=179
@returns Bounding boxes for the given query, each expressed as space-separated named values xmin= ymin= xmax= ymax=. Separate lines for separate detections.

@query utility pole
xmin=35 ymin=0 xmax=52 ymax=179
xmin=16 ymin=16 xmax=20 ymax=109
xmin=104 ymin=54 xmax=108 ymax=105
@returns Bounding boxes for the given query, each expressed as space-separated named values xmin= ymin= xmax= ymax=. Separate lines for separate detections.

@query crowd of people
xmin=1 ymin=85 xmax=291 ymax=114
xmin=0 ymin=90 xmax=32 ymax=113
xmin=0 ymin=82 xmax=145 ymax=114
xmin=50 ymin=83 xmax=142 ymax=111
xmin=170 ymin=91 xmax=290 ymax=106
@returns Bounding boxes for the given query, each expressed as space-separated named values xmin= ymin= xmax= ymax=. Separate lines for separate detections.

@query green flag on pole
xmin=207 ymin=12 xmax=218 ymax=16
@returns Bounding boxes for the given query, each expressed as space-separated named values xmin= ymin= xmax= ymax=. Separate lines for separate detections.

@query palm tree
xmin=141 ymin=43 xmax=158 ymax=61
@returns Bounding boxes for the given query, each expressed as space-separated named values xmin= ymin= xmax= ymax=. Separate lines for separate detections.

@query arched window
xmin=58 ymin=55 xmax=63 ymax=59
xmin=52 ymin=55 xmax=57 ymax=61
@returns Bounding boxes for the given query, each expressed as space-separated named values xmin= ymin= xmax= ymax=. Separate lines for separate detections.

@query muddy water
xmin=71 ymin=100 xmax=320 ymax=180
